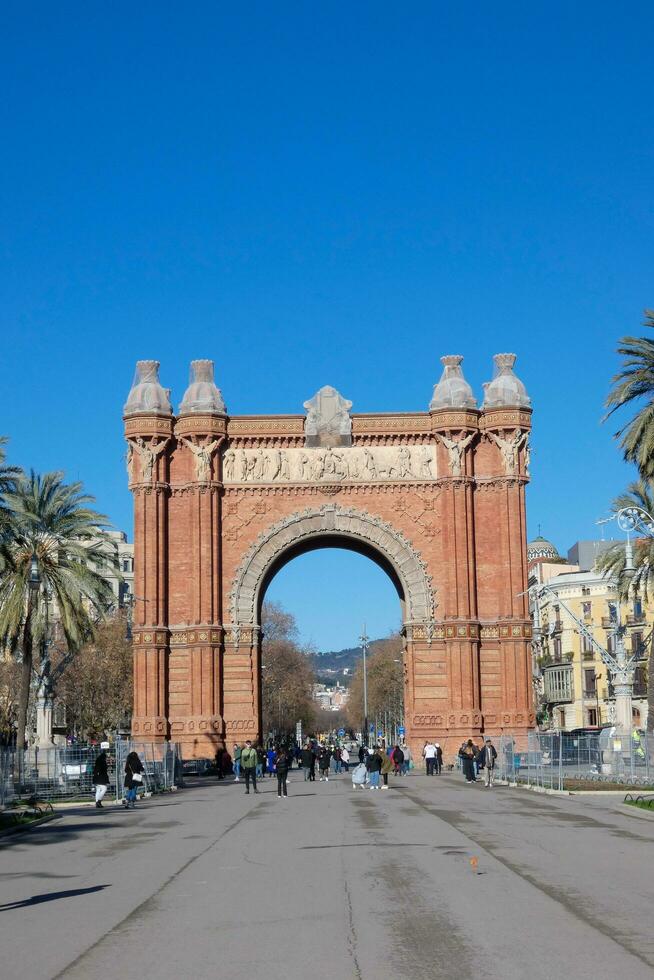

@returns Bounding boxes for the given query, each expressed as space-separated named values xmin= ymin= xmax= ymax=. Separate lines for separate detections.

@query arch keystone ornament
xmin=124 ymin=355 xmax=535 ymax=760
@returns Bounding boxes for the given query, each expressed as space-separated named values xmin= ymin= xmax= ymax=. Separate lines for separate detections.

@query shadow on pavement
xmin=0 ymin=884 xmax=109 ymax=911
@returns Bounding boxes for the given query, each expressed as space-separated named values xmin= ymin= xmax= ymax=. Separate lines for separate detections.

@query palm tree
xmin=0 ymin=471 xmax=115 ymax=749
xmin=597 ymin=479 xmax=654 ymax=733
xmin=0 ymin=436 xmax=22 ymax=533
xmin=605 ymin=310 xmax=654 ymax=475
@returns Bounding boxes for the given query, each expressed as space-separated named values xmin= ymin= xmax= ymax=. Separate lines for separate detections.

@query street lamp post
xmin=528 ymin=581 xmax=636 ymax=737
xmin=359 ymin=626 xmax=369 ymax=747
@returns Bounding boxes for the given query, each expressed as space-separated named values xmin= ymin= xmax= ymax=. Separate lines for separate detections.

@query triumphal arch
xmin=123 ymin=354 xmax=535 ymax=759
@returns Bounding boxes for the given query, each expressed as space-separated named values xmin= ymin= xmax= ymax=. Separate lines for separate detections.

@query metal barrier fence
xmin=495 ymin=731 xmax=654 ymax=791
xmin=0 ymin=741 xmax=184 ymax=807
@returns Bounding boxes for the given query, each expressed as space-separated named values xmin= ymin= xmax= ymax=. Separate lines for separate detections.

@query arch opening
xmin=229 ymin=504 xmax=436 ymax=630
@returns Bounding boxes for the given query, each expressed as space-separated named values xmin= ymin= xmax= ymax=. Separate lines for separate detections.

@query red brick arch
xmin=124 ymin=362 xmax=536 ymax=759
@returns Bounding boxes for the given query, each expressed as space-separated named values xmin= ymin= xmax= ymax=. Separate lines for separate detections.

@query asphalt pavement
xmin=1 ymin=769 xmax=653 ymax=980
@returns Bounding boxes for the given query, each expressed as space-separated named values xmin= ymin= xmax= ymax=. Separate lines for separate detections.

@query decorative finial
xmin=124 ymin=360 xmax=172 ymax=416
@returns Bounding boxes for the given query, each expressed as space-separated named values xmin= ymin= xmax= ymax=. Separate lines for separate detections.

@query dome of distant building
xmin=527 ymin=535 xmax=560 ymax=563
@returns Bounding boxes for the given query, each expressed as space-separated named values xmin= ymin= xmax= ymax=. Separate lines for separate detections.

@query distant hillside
xmin=309 ymin=639 xmax=387 ymax=684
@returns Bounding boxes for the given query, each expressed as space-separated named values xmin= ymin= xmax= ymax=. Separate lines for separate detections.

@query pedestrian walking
xmin=333 ymin=746 xmax=342 ymax=773
xmin=459 ymin=740 xmax=477 ymax=783
xmin=123 ymin=750 xmax=144 ymax=809
xmin=92 ymin=746 xmax=110 ymax=808
xmin=401 ymin=742 xmax=412 ymax=774
xmin=241 ymin=740 xmax=260 ymax=794
xmin=340 ymin=746 xmax=350 ymax=772
xmin=232 ymin=743 xmax=242 ymax=782
xmin=266 ymin=747 xmax=276 ymax=778
xmin=381 ymin=748 xmax=393 ymax=789
xmin=391 ymin=744 xmax=404 ymax=775
xmin=318 ymin=745 xmax=331 ymax=781
xmin=368 ymin=747 xmax=382 ymax=789
xmin=358 ymin=745 xmax=366 ymax=764
xmin=275 ymin=746 xmax=289 ymax=798
xmin=256 ymin=744 xmax=265 ymax=778
xmin=479 ymin=738 xmax=498 ymax=787
xmin=423 ymin=740 xmax=437 ymax=775
xmin=301 ymin=743 xmax=315 ymax=781
xmin=435 ymin=742 xmax=443 ymax=774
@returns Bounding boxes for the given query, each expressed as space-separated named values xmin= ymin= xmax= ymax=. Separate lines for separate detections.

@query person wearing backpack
xmin=275 ymin=746 xmax=289 ymax=798
xmin=391 ymin=744 xmax=404 ymax=775
xmin=241 ymin=741 xmax=259 ymax=795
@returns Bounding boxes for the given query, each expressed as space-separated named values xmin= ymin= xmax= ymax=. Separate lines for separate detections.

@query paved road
xmin=1 ymin=771 xmax=653 ymax=979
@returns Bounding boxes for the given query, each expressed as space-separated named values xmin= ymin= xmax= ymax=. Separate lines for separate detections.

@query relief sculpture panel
xmin=221 ymin=444 xmax=437 ymax=485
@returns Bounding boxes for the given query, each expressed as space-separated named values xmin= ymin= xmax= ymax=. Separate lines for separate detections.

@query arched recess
xmin=228 ymin=503 xmax=437 ymax=629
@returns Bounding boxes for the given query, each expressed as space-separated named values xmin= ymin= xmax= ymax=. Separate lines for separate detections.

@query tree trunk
xmin=647 ymin=631 xmax=654 ymax=734
xmin=15 ymin=617 xmax=33 ymax=751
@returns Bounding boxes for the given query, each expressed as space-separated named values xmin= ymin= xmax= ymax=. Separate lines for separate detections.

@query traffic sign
xmin=377 ymin=731 xmax=383 ymax=738
xmin=338 ymin=728 xmax=345 ymax=737
xmin=398 ymin=726 xmax=405 ymax=736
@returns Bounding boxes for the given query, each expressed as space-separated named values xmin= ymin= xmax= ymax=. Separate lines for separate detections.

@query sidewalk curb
xmin=620 ymin=802 xmax=654 ymax=821
xmin=0 ymin=812 xmax=60 ymax=841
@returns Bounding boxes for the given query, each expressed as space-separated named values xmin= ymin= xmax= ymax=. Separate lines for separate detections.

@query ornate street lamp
xmin=359 ymin=626 xmax=370 ymax=747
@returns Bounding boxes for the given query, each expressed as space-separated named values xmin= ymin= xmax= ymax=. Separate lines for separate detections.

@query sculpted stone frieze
xmin=221 ymin=444 xmax=437 ymax=485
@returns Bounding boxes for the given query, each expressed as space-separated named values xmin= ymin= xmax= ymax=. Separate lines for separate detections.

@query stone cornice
xmin=478 ymin=408 xmax=532 ymax=432
xmin=124 ymin=415 xmax=174 ymax=438
xmin=174 ymin=415 xmax=228 ymax=439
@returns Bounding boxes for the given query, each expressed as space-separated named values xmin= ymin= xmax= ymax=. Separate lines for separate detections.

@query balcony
xmin=601 ymin=617 xmax=616 ymax=629
xmin=542 ymin=663 xmax=574 ymax=704
xmin=626 ymin=614 xmax=646 ymax=626
xmin=581 ymin=651 xmax=595 ymax=662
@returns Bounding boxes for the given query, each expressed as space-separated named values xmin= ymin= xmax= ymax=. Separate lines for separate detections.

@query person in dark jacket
xmin=92 ymin=749 xmax=110 ymax=808
xmin=478 ymin=738 xmax=498 ymax=788
xmin=367 ymin=748 xmax=382 ymax=789
xmin=123 ymin=751 xmax=144 ymax=808
xmin=435 ymin=743 xmax=443 ymax=774
xmin=459 ymin=740 xmax=476 ymax=783
xmin=391 ymin=745 xmax=404 ymax=775
xmin=300 ymin=744 xmax=315 ymax=781
xmin=358 ymin=745 xmax=366 ymax=764
xmin=318 ymin=745 xmax=331 ymax=781
xmin=275 ymin=746 xmax=289 ymax=798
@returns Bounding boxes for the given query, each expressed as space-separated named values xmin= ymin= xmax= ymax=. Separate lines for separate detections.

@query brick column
xmin=477 ymin=408 xmax=535 ymax=738
xmin=222 ymin=626 xmax=261 ymax=743
xmin=124 ymin=413 xmax=174 ymax=741
xmin=168 ymin=414 xmax=227 ymax=758
xmin=430 ymin=408 xmax=482 ymax=749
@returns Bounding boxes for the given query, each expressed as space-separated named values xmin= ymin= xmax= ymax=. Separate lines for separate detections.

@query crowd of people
xmin=89 ymin=734 xmax=500 ymax=809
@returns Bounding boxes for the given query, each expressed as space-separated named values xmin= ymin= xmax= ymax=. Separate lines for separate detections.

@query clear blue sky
xmin=2 ymin=3 xmax=653 ymax=649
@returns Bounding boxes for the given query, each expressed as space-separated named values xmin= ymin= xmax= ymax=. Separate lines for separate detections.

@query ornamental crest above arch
xmin=228 ymin=503 xmax=436 ymax=627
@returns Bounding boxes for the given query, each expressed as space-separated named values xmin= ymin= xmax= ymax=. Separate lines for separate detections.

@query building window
xmin=633 ymin=597 xmax=643 ymax=619
xmin=553 ymin=636 xmax=562 ymax=661
xmin=581 ymin=586 xmax=591 ymax=597
xmin=580 ymin=632 xmax=594 ymax=655
xmin=634 ymin=665 xmax=647 ymax=697
xmin=582 ymin=601 xmax=592 ymax=621
xmin=607 ymin=602 xmax=617 ymax=624
xmin=584 ymin=668 xmax=597 ymax=696
xmin=587 ymin=708 xmax=598 ymax=727
xmin=631 ymin=631 xmax=645 ymax=658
